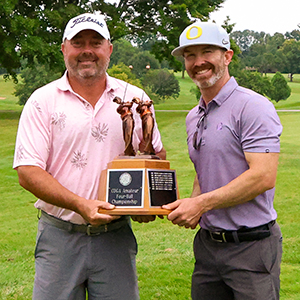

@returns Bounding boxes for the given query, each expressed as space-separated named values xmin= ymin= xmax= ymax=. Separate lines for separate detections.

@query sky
xmin=210 ymin=0 xmax=300 ymax=35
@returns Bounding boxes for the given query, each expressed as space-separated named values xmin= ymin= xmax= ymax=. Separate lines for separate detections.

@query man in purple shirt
xmin=163 ymin=22 xmax=282 ymax=300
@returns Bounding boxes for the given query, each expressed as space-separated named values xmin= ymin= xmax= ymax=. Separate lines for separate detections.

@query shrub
xmin=269 ymin=72 xmax=291 ymax=102
xmin=107 ymin=62 xmax=142 ymax=88
xmin=142 ymin=69 xmax=180 ymax=103
xmin=235 ymin=71 xmax=272 ymax=97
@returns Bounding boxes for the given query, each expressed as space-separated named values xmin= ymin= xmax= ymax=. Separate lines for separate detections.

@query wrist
xmin=195 ymin=193 xmax=213 ymax=214
xmin=71 ymin=196 xmax=88 ymax=215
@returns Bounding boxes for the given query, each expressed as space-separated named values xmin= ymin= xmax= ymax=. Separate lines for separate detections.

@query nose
xmin=193 ymin=54 xmax=206 ymax=66
xmin=83 ymin=45 xmax=93 ymax=53
xmin=80 ymin=41 xmax=95 ymax=54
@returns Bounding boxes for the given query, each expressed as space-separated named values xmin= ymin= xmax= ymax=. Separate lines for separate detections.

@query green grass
xmin=0 ymin=76 xmax=22 ymax=112
xmin=272 ymin=112 xmax=300 ymax=300
xmin=1 ymin=74 xmax=300 ymax=299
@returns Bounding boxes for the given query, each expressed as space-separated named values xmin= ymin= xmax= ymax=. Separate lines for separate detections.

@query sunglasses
xmin=193 ymin=111 xmax=207 ymax=150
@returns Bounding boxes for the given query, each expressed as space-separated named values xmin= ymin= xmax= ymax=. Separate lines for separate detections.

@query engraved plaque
xmin=107 ymin=169 xmax=144 ymax=208
xmin=148 ymin=170 xmax=177 ymax=206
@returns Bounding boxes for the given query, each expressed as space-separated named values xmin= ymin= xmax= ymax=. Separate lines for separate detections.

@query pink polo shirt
xmin=13 ymin=72 xmax=163 ymax=224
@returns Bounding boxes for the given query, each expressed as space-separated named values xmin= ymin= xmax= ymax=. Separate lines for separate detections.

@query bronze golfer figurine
xmin=132 ymin=97 xmax=155 ymax=155
xmin=113 ymin=96 xmax=136 ymax=156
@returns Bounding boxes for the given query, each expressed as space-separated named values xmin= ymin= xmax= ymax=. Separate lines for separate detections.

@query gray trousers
xmin=33 ymin=217 xmax=139 ymax=300
xmin=192 ymin=223 xmax=282 ymax=300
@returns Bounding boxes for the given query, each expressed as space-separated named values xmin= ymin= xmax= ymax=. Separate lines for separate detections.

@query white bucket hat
xmin=171 ymin=21 xmax=230 ymax=56
xmin=63 ymin=13 xmax=110 ymax=42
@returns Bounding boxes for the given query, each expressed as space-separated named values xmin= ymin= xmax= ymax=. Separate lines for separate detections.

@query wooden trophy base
xmin=98 ymin=157 xmax=178 ymax=215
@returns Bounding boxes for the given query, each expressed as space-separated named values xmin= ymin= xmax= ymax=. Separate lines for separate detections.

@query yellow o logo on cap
xmin=186 ymin=26 xmax=202 ymax=40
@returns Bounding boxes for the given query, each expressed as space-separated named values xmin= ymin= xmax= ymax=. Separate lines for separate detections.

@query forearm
xmin=17 ymin=165 xmax=86 ymax=214
xmin=200 ymin=168 xmax=275 ymax=213
xmin=200 ymin=152 xmax=279 ymax=212
xmin=17 ymin=165 xmax=118 ymax=225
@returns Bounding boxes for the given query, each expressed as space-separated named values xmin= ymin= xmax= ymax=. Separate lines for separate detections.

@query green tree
xmin=2 ymin=0 xmax=225 ymax=105
xmin=107 ymin=62 xmax=142 ymax=88
xmin=142 ymin=69 xmax=180 ymax=103
xmin=14 ymin=58 xmax=61 ymax=105
xmin=110 ymin=38 xmax=162 ymax=78
xmin=234 ymin=71 xmax=272 ymax=97
xmin=285 ymin=29 xmax=300 ymax=41
xmin=190 ymin=86 xmax=201 ymax=101
xmin=94 ymin=0 xmax=225 ymax=72
xmin=1 ymin=0 xmax=225 ymax=80
xmin=231 ymin=30 xmax=270 ymax=53
xmin=0 ymin=0 xmax=224 ymax=75
xmin=269 ymin=72 xmax=291 ymax=102
xmin=0 ymin=0 xmax=84 ymax=81
xmin=110 ymin=39 xmax=140 ymax=67
xmin=128 ymin=52 xmax=161 ymax=78
xmin=278 ymin=39 xmax=300 ymax=82
xmin=231 ymin=29 xmax=300 ymax=79
xmin=266 ymin=33 xmax=285 ymax=53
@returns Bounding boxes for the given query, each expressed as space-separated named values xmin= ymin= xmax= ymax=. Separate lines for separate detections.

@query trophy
xmin=98 ymin=92 xmax=179 ymax=215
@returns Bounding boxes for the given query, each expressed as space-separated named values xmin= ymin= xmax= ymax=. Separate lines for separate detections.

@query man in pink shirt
xmin=14 ymin=13 xmax=165 ymax=300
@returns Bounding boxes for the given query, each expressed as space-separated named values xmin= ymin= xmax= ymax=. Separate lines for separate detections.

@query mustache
xmin=77 ymin=53 xmax=98 ymax=61
xmin=193 ymin=62 xmax=213 ymax=72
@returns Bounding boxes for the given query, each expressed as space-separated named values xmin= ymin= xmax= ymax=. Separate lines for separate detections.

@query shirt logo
xmin=186 ymin=26 xmax=203 ymax=40
xmin=217 ymin=122 xmax=223 ymax=130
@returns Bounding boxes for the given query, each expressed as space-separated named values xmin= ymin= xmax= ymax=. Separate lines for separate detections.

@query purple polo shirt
xmin=186 ymin=77 xmax=282 ymax=231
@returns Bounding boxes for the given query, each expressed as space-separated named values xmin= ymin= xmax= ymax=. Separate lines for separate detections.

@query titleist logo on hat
xmin=63 ymin=13 xmax=110 ymax=41
xmin=71 ymin=15 xmax=105 ymax=29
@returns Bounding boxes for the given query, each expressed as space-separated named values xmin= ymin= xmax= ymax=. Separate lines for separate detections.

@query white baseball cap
xmin=171 ymin=21 xmax=230 ymax=56
xmin=62 ymin=13 xmax=110 ymax=42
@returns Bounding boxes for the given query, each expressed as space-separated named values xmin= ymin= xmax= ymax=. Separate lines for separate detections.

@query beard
xmin=192 ymin=62 xmax=226 ymax=90
xmin=65 ymin=53 xmax=110 ymax=81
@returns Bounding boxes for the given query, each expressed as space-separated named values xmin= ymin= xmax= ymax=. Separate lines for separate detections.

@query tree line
xmin=231 ymin=29 xmax=300 ymax=81
xmin=0 ymin=0 xmax=296 ymax=104
xmin=1 ymin=0 xmax=224 ymax=104
xmin=0 ymin=0 xmax=224 ymax=79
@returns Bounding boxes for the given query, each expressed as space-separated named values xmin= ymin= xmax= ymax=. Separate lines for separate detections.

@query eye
xmin=92 ymin=40 xmax=103 ymax=47
xmin=71 ymin=39 xmax=82 ymax=48
xmin=184 ymin=53 xmax=196 ymax=60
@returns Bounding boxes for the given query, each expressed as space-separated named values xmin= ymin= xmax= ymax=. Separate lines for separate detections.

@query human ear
xmin=224 ymin=49 xmax=234 ymax=66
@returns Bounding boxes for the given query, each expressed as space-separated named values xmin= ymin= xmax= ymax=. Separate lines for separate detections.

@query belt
xmin=40 ymin=210 xmax=129 ymax=236
xmin=205 ymin=220 xmax=276 ymax=243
